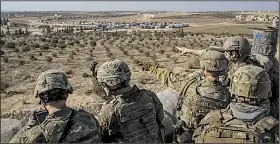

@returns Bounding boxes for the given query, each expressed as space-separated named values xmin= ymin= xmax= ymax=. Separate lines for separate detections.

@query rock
xmin=157 ymin=87 xmax=180 ymax=115
xmin=157 ymin=88 xmax=180 ymax=140
xmin=1 ymin=118 xmax=22 ymax=143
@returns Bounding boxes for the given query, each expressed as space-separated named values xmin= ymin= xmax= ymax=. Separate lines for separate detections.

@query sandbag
xmin=1 ymin=118 xmax=22 ymax=143
xmin=157 ymin=87 xmax=180 ymax=115
xmin=157 ymin=88 xmax=180 ymax=139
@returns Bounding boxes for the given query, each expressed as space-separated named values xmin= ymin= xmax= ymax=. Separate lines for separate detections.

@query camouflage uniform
xmin=223 ymin=36 xmax=279 ymax=119
xmin=223 ymin=36 xmax=263 ymax=84
xmin=146 ymin=51 xmax=230 ymax=134
xmin=193 ymin=65 xmax=279 ymax=143
xmin=10 ymin=70 xmax=102 ymax=143
xmin=96 ymin=59 xmax=164 ymax=143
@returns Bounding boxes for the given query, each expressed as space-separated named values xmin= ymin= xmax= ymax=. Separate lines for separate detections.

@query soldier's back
xmin=62 ymin=109 xmax=102 ymax=143
xmin=10 ymin=108 xmax=102 ymax=143
xmin=176 ymin=75 xmax=230 ymax=132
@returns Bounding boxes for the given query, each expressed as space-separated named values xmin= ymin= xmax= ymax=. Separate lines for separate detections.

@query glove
xmin=139 ymin=61 xmax=161 ymax=71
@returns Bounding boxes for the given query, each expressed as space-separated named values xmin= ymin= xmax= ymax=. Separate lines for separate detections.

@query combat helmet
xmin=230 ymin=65 xmax=271 ymax=104
xmin=223 ymin=36 xmax=251 ymax=59
xmin=34 ymin=70 xmax=73 ymax=98
xmin=200 ymin=50 xmax=228 ymax=72
xmin=97 ymin=59 xmax=131 ymax=86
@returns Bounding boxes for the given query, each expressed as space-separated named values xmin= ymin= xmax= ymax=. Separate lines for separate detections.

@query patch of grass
xmin=136 ymin=73 xmax=149 ymax=84
xmin=159 ymin=49 xmax=165 ymax=54
xmin=65 ymin=69 xmax=73 ymax=75
xmin=166 ymin=54 xmax=171 ymax=58
xmin=123 ymin=51 xmax=128 ymax=55
xmin=19 ymin=60 xmax=25 ymax=66
xmin=86 ymin=56 xmax=93 ymax=61
xmin=2 ymin=56 xmax=8 ymax=63
xmin=82 ymin=72 xmax=91 ymax=78
xmin=29 ymin=55 xmax=38 ymax=61
xmin=68 ymin=54 xmax=74 ymax=59
xmin=132 ymin=59 xmax=140 ymax=65
xmin=0 ymin=79 xmax=10 ymax=92
xmin=144 ymin=51 xmax=150 ymax=57
xmin=45 ymin=56 xmax=53 ymax=62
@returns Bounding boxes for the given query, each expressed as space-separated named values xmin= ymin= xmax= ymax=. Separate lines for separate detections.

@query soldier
xmin=193 ymin=65 xmax=279 ymax=143
xmin=10 ymin=70 xmax=102 ymax=143
xmin=177 ymin=36 xmax=263 ymax=84
xmin=95 ymin=59 xmax=165 ymax=143
xmin=141 ymin=50 xmax=230 ymax=143
xmin=176 ymin=36 xmax=279 ymax=119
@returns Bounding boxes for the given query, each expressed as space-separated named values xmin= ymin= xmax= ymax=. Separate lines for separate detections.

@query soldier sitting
xmin=141 ymin=50 xmax=230 ymax=143
xmin=95 ymin=59 xmax=165 ymax=143
xmin=10 ymin=70 xmax=102 ymax=143
xmin=193 ymin=65 xmax=279 ymax=143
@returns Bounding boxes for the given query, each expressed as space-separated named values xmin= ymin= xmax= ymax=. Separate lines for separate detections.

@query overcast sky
xmin=1 ymin=1 xmax=279 ymax=12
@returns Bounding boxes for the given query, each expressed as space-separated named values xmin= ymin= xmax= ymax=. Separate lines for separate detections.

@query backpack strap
xmin=176 ymin=78 xmax=197 ymax=111
xmin=58 ymin=109 xmax=75 ymax=143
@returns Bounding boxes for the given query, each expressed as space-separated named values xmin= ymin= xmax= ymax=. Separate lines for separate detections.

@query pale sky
xmin=1 ymin=1 xmax=279 ymax=12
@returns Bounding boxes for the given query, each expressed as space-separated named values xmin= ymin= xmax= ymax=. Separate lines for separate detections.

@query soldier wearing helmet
xmin=141 ymin=50 xmax=230 ymax=143
xmin=95 ymin=59 xmax=165 ymax=143
xmin=10 ymin=70 xmax=102 ymax=143
xmin=193 ymin=65 xmax=279 ymax=143
xmin=222 ymin=36 xmax=264 ymax=81
xmin=176 ymin=36 xmax=264 ymax=84
xmin=176 ymin=35 xmax=279 ymax=119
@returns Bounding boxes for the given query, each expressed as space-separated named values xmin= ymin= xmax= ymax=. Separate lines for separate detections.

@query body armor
xmin=176 ymin=76 xmax=229 ymax=132
xmin=194 ymin=109 xmax=279 ymax=143
xmin=109 ymin=86 xmax=161 ymax=143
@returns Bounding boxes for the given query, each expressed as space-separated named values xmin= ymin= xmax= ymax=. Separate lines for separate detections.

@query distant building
xmin=236 ymin=15 xmax=245 ymax=21
xmin=245 ymin=15 xmax=257 ymax=21
xmin=273 ymin=18 xmax=279 ymax=28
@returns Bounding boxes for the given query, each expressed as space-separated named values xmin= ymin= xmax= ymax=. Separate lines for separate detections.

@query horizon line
xmin=1 ymin=10 xmax=278 ymax=12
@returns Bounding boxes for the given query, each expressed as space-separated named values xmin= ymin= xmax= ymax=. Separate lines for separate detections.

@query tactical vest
xmin=110 ymin=86 xmax=161 ymax=143
xmin=194 ymin=111 xmax=279 ymax=143
xmin=176 ymin=77 xmax=229 ymax=132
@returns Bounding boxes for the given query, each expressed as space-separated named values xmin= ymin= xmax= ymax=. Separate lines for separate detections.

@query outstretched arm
xmin=175 ymin=46 xmax=206 ymax=56
xmin=143 ymin=64 xmax=186 ymax=92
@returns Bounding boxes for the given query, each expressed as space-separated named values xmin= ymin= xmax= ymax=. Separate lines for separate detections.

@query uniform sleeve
xmin=148 ymin=65 xmax=187 ymax=92
xmin=148 ymin=91 xmax=164 ymax=124
xmin=9 ymin=125 xmax=45 ymax=143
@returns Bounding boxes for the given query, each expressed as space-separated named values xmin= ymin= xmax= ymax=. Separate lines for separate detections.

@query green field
xmin=184 ymin=24 xmax=268 ymax=34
